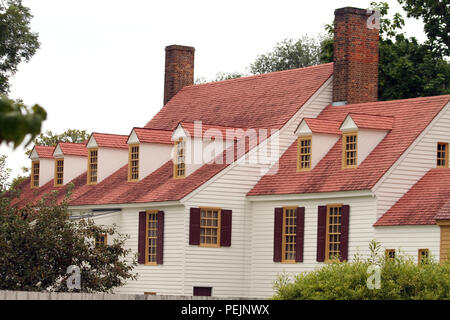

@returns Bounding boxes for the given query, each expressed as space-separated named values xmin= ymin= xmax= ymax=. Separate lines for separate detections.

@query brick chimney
xmin=164 ymin=45 xmax=195 ymax=105
xmin=333 ymin=7 xmax=379 ymax=105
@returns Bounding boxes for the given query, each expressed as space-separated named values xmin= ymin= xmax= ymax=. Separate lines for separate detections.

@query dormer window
xmin=31 ymin=161 xmax=40 ymax=188
xmin=174 ymin=138 xmax=185 ymax=178
xmin=87 ymin=148 xmax=98 ymax=184
xmin=297 ymin=136 xmax=312 ymax=171
xmin=437 ymin=142 xmax=448 ymax=168
xmin=54 ymin=158 xmax=64 ymax=186
xmin=128 ymin=144 xmax=139 ymax=182
xmin=342 ymin=132 xmax=358 ymax=169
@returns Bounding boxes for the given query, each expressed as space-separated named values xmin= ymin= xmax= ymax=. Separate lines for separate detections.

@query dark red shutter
xmin=295 ymin=207 xmax=305 ymax=262
xmin=156 ymin=210 xmax=164 ymax=264
xmin=138 ymin=211 xmax=146 ymax=264
xmin=189 ymin=207 xmax=201 ymax=245
xmin=220 ymin=209 xmax=232 ymax=247
xmin=340 ymin=205 xmax=350 ymax=261
xmin=273 ymin=207 xmax=283 ymax=262
xmin=316 ymin=205 xmax=327 ymax=262
xmin=193 ymin=287 xmax=212 ymax=296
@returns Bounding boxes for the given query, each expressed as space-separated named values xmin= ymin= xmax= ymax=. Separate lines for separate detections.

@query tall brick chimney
xmin=333 ymin=7 xmax=379 ymax=105
xmin=164 ymin=45 xmax=195 ymax=105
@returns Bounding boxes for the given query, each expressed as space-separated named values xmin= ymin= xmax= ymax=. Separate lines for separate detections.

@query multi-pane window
xmin=385 ymin=249 xmax=396 ymax=259
xmin=343 ymin=132 xmax=357 ymax=168
xmin=200 ymin=208 xmax=221 ymax=247
xmin=128 ymin=144 xmax=139 ymax=181
xmin=437 ymin=142 xmax=448 ymax=168
xmin=326 ymin=205 xmax=342 ymax=261
xmin=418 ymin=249 xmax=429 ymax=264
xmin=282 ymin=207 xmax=297 ymax=262
xmin=174 ymin=139 xmax=185 ymax=178
xmin=31 ymin=160 xmax=40 ymax=188
xmin=297 ymin=137 xmax=312 ymax=171
xmin=146 ymin=211 xmax=158 ymax=265
xmin=54 ymin=159 xmax=64 ymax=186
xmin=88 ymin=149 xmax=98 ymax=184
xmin=95 ymin=234 xmax=107 ymax=247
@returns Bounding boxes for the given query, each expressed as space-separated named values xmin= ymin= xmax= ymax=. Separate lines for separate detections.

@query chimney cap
xmin=165 ymin=44 xmax=195 ymax=52
xmin=335 ymin=7 xmax=372 ymax=16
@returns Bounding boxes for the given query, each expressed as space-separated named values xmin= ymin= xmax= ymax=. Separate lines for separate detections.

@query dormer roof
xmin=128 ymin=128 xmax=173 ymax=145
xmin=295 ymin=118 xmax=342 ymax=136
xmin=340 ymin=113 xmax=394 ymax=131
xmin=173 ymin=122 xmax=248 ymax=140
xmin=53 ymin=142 xmax=88 ymax=157
xmin=29 ymin=145 xmax=55 ymax=159
xmin=88 ymin=133 xmax=129 ymax=149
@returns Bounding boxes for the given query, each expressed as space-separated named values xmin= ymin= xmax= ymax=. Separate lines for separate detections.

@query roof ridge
xmin=185 ymin=62 xmax=334 ymax=89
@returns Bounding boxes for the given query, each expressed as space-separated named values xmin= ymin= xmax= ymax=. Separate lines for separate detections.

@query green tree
xmin=0 ymin=154 xmax=11 ymax=193
xmin=32 ymin=129 xmax=90 ymax=147
xmin=249 ymin=35 xmax=330 ymax=74
xmin=0 ymin=0 xmax=40 ymax=94
xmin=398 ymin=0 xmax=449 ymax=58
xmin=0 ymin=191 xmax=137 ymax=292
xmin=0 ymin=1 xmax=45 ymax=148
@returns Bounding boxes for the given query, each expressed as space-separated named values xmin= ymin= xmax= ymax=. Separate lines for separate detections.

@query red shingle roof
xmin=33 ymin=146 xmax=55 ymax=159
xmin=348 ymin=113 xmax=394 ymax=130
xmin=248 ymin=95 xmax=450 ymax=196
xmin=132 ymin=128 xmax=173 ymax=145
xmin=375 ymin=168 xmax=450 ymax=226
xmin=91 ymin=133 xmax=128 ymax=149
xmin=302 ymin=118 xmax=342 ymax=135
xmin=179 ymin=122 xmax=249 ymax=140
xmin=57 ymin=142 xmax=88 ymax=157
xmin=145 ymin=63 xmax=333 ymax=130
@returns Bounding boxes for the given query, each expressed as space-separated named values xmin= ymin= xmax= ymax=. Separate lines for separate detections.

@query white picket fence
xmin=0 ymin=290 xmax=253 ymax=300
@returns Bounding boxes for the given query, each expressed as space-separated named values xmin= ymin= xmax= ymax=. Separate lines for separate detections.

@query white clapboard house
xmin=14 ymin=7 xmax=450 ymax=298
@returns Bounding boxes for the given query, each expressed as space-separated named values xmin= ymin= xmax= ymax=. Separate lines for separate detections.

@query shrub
xmin=273 ymin=241 xmax=450 ymax=300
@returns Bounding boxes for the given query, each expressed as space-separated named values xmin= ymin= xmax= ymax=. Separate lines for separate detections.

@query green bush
xmin=273 ymin=241 xmax=450 ymax=300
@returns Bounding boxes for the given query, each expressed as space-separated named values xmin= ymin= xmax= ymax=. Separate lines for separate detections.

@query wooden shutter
xmin=189 ymin=207 xmax=201 ymax=245
xmin=295 ymin=207 xmax=305 ymax=262
xmin=193 ymin=287 xmax=212 ymax=296
xmin=138 ymin=211 xmax=146 ymax=264
xmin=220 ymin=209 xmax=232 ymax=247
xmin=316 ymin=205 xmax=327 ymax=262
xmin=273 ymin=207 xmax=283 ymax=262
xmin=340 ymin=205 xmax=350 ymax=261
xmin=156 ymin=210 xmax=164 ymax=264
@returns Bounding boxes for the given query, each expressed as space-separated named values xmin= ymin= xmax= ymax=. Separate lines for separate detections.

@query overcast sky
xmin=1 ymin=0 xmax=426 ymax=180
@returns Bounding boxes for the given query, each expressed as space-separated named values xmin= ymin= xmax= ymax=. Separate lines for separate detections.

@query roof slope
xmin=375 ymin=168 xmax=450 ymax=226
xmin=145 ymin=63 xmax=333 ymax=130
xmin=34 ymin=146 xmax=55 ymax=159
xmin=91 ymin=133 xmax=128 ymax=149
xmin=58 ymin=142 xmax=88 ymax=157
xmin=248 ymin=95 xmax=450 ymax=196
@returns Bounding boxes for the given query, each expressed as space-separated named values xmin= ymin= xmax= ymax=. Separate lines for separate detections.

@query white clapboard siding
xmin=181 ymin=78 xmax=333 ymax=297
xmin=109 ymin=206 xmax=186 ymax=295
xmin=374 ymin=102 xmax=450 ymax=218
xmin=374 ymin=226 xmax=440 ymax=262
xmin=249 ymin=195 xmax=377 ymax=298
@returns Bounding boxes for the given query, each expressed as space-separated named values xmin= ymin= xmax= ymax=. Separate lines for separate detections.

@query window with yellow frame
xmin=145 ymin=210 xmax=158 ymax=265
xmin=200 ymin=207 xmax=221 ymax=247
xmin=297 ymin=136 xmax=311 ymax=171
xmin=128 ymin=144 xmax=139 ymax=181
xmin=31 ymin=160 xmax=40 ymax=188
xmin=385 ymin=249 xmax=396 ymax=259
xmin=282 ymin=207 xmax=297 ymax=263
xmin=95 ymin=234 xmax=107 ymax=247
xmin=342 ymin=132 xmax=357 ymax=168
xmin=325 ymin=204 xmax=342 ymax=261
xmin=437 ymin=142 xmax=448 ymax=168
xmin=87 ymin=148 xmax=98 ymax=184
xmin=174 ymin=138 xmax=185 ymax=178
xmin=54 ymin=158 xmax=64 ymax=186
xmin=418 ymin=249 xmax=429 ymax=264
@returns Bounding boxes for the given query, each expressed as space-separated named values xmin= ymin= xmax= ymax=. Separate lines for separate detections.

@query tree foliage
xmin=0 ymin=0 xmax=40 ymax=94
xmin=273 ymin=240 xmax=450 ymax=300
xmin=249 ymin=35 xmax=330 ymax=74
xmin=0 ymin=96 xmax=46 ymax=148
xmin=0 ymin=191 xmax=137 ymax=292
xmin=398 ymin=0 xmax=449 ymax=58
xmin=32 ymin=129 xmax=90 ymax=147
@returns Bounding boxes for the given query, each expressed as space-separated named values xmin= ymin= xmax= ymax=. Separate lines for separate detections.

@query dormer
xmin=127 ymin=128 xmax=173 ymax=182
xmin=52 ymin=142 xmax=88 ymax=186
xmin=29 ymin=145 xmax=55 ymax=188
xmin=340 ymin=113 xmax=394 ymax=168
xmin=295 ymin=118 xmax=341 ymax=171
xmin=171 ymin=122 xmax=240 ymax=178
xmin=86 ymin=133 xmax=129 ymax=184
